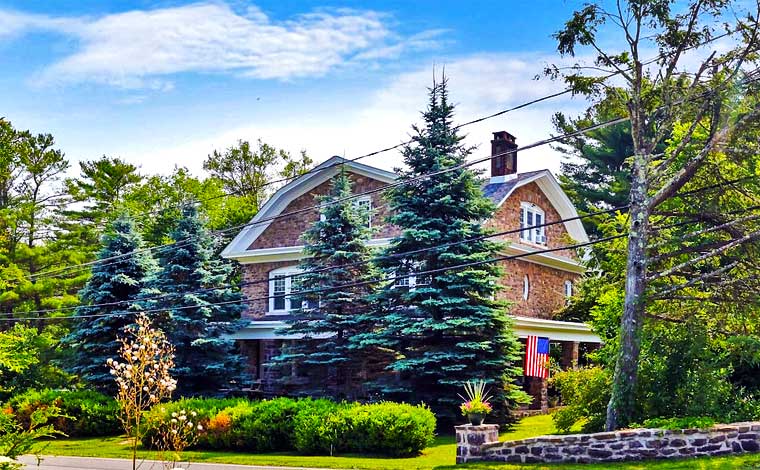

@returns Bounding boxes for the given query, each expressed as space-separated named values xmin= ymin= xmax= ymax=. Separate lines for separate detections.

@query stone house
xmin=221 ymin=131 xmax=601 ymax=408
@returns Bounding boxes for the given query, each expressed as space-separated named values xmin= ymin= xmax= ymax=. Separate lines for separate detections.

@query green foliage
xmin=551 ymin=366 xmax=611 ymax=433
xmin=142 ymin=398 xmax=435 ymax=457
xmin=5 ymin=389 xmax=120 ymax=437
xmin=633 ymin=416 xmax=716 ymax=431
xmin=275 ymin=169 xmax=382 ymax=399
xmin=365 ymin=77 xmax=527 ymax=424
xmin=145 ymin=205 xmax=245 ymax=396
xmin=0 ymin=405 xmax=62 ymax=469
xmin=0 ymin=324 xmax=72 ymax=402
xmin=203 ymin=139 xmax=311 ymax=224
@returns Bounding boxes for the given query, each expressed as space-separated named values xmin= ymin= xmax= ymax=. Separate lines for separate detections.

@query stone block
xmin=588 ymin=449 xmax=613 ymax=459
xmin=741 ymin=440 xmax=760 ymax=452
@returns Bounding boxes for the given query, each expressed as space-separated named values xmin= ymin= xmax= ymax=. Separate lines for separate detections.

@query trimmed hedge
xmin=143 ymin=397 xmax=435 ymax=457
xmin=5 ymin=389 xmax=120 ymax=437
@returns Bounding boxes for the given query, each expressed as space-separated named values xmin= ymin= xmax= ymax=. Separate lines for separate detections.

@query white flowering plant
xmin=148 ymin=408 xmax=203 ymax=470
xmin=108 ymin=314 xmax=176 ymax=470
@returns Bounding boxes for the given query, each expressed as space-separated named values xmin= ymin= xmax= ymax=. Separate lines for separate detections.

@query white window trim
xmin=520 ymin=202 xmax=547 ymax=246
xmin=391 ymin=267 xmax=429 ymax=290
xmin=268 ymin=266 xmax=302 ymax=315
xmin=523 ymin=275 xmax=530 ymax=301
xmin=354 ymin=196 xmax=373 ymax=228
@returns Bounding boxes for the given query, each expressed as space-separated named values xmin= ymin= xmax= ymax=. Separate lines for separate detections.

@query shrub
xmin=5 ymin=389 xmax=119 ymax=437
xmin=632 ymin=416 xmax=716 ymax=430
xmin=551 ymin=366 xmax=611 ymax=433
xmin=343 ymin=402 xmax=436 ymax=457
xmin=142 ymin=398 xmax=436 ymax=457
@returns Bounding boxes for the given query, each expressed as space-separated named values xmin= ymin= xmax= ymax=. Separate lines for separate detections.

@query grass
xmin=37 ymin=414 xmax=760 ymax=470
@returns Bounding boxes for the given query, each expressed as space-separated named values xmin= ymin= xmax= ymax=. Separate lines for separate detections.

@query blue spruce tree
xmin=148 ymin=205 xmax=245 ymax=396
xmin=66 ymin=215 xmax=157 ymax=393
xmin=366 ymin=77 xmax=528 ymax=423
xmin=273 ymin=168 xmax=385 ymax=399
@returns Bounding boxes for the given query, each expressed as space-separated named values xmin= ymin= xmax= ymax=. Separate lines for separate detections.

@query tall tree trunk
xmin=606 ymin=150 xmax=650 ymax=431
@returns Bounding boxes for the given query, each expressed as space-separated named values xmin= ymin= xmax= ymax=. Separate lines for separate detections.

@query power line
xmin=24 ymin=59 xmax=760 ymax=281
xmin=26 ymin=115 xmax=631 ymax=281
xmin=113 ymin=26 xmax=746 ymax=218
xmin=11 ymin=174 xmax=757 ymax=317
xmin=12 ymin=205 xmax=628 ymax=317
xmin=2 ymin=234 xmax=628 ymax=323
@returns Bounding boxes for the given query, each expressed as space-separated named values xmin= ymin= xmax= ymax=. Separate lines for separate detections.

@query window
xmin=564 ymin=280 xmax=573 ymax=298
xmin=318 ymin=196 xmax=372 ymax=227
xmin=354 ymin=196 xmax=372 ymax=228
xmin=391 ymin=265 xmax=429 ymax=290
xmin=268 ymin=267 xmax=317 ymax=314
xmin=523 ymin=275 xmax=530 ymax=300
xmin=520 ymin=202 xmax=546 ymax=245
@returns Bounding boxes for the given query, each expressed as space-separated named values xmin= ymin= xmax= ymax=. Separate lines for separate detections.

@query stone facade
xmin=455 ymin=422 xmax=760 ymax=464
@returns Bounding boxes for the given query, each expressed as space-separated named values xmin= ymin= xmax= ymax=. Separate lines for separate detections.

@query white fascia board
xmin=512 ymin=316 xmax=601 ymax=343
xmin=503 ymin=243 xmax=585 ymax=274
xmin=225 ymin=238 xmax=394 ymax=264
xmin=232 ymin=316 xmax=601 ymax=343
xmin=221 ymin=156 xmax=397 ymax=257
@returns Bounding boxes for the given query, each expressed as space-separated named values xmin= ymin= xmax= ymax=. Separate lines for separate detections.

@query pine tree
xmin=65 ymin=215 xmax=157 ymax=393
xmin=274 ymin=169 xmax=382 ymax=399
xmin=366 ymin=78 xmax=528 ymax=423
xmin=148 ymin=205 xmax=245 ymax=396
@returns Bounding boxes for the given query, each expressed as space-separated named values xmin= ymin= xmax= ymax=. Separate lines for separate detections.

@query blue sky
xmin=0 ymin=1 xmax=594 ymax=177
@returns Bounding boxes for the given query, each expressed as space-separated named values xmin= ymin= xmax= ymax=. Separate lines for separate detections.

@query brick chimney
xmin=490 ymin=131 xmax=518 ymax=181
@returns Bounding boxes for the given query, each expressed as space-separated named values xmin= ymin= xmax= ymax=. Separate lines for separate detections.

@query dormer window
xmin=520 ymin=202 xmax=546 ymax=245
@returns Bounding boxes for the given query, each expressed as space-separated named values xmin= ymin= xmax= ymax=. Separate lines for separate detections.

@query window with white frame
xmin=523 ymin=275 xmax=530 ymax=300
xmin=564 ymin=280 xmax=573 ymax=298
xmin=391 ymin=265 xmax=429 ymax=290
xmin=354 ymin=196 xmax=372 ymax=228
xmin=268 ymin=267 xmax=317 ymax=314
xmin=520 ymin=202 xmax=546 ymax=245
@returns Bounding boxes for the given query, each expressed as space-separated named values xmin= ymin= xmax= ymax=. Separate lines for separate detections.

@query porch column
xmin=560 ymin=341 xmax=580 ymax=370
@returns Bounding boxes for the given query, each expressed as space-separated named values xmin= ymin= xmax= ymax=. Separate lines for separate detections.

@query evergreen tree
xmin=274 ymin=169 xmax=382 ymax=399
xmin=148 ymin=205 xmax=245 ymax=396
xmin=65 ymin=215 xmax=156 ymax=392
xmin=365 ymin=78 xmax=528 ymax=423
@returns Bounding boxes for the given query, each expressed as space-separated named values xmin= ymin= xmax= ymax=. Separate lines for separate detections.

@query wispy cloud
xmin=1 ymin=2 xmax=442 ymax=89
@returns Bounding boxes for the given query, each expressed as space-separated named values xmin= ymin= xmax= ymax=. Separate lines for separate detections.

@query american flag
xmin=524 ymin=336 xmax=550 ymax=378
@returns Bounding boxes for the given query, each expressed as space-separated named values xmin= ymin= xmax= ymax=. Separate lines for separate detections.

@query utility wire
xmin=11 ymin=174 xmax=757 ymax=318
xmin=2 ymin=234 xmax=628 ymax=323
xmin=24 ymin=57 xmax=760 ymax=281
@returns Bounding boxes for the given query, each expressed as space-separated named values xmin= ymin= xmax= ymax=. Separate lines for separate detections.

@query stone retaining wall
xmin=455 ymin=421 xmax=760 ymax=464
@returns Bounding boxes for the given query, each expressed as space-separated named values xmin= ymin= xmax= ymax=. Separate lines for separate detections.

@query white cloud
xmin=2 ymin=2 xmax=442 ymax=88
xmin=120 ymin=53 xmax=589 ymax=177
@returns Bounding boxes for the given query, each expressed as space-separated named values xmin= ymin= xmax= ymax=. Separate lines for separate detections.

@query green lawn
xmin=37 ymin=414 xmax=760 ymax=470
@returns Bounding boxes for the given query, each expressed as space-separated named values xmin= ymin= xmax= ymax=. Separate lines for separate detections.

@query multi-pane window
xmin=354 ymin=196 xmax=372 ymax=228
xmin=391 ymin=266 xmax=429 ymax=290
xmin=269 ymin=268 xmax=317 ymax=313
xmin=318 ymin=196 xmax=372 ymax=227
xmin=520 ymin=202 xmax=546 ymax=245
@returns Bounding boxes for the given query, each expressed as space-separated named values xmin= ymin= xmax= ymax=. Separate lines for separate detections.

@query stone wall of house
xmin=249 ymin=172 xmax=399 ymax=250
xmin=496 ymin=259 xmax=579 ymax=319
xmin=456 ymin=422 xmax=760 ymax=464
